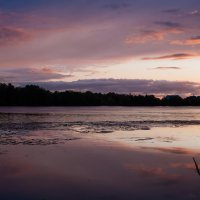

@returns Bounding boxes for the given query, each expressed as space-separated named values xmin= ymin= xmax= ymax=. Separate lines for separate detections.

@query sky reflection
xmin=1 ymin=107 xmax=200 ymax=199
xmin=0 ymin=138 xmax=200 ymax=200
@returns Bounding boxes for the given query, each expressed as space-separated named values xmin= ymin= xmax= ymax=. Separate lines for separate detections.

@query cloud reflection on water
xmin=0 ymin=140 xmax=200 ymax=200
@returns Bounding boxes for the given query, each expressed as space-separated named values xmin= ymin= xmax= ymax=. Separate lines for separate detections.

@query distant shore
xmin=1 ymin=83 xmax=200 ymax=106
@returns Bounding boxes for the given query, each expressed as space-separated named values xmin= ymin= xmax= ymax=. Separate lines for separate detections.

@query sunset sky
xmin=0 ymin=0 xmax=200 ymax=96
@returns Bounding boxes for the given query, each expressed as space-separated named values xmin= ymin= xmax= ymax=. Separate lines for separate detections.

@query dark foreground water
xmin=0 ymin=107 xmax=200 ymax=200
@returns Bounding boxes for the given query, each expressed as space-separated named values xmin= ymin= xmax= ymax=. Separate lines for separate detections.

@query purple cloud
xmin=0 ymin=27 xmax=32 ymax=46
xmin=142 ymin=53 xmax=195 ymax=60
xmin=154 ymin=21 xmax=182 ymax=28
xmin=17 ymin=79 xmax=200 ymax=96
xmin=0 ymin=68 xmax=72 ymax=82
xmin=151 ymin=67 xmax=181 ymax=70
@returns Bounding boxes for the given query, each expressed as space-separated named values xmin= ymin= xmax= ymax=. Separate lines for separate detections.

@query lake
xmin=0 ymin=107 xmax=200 ymax=200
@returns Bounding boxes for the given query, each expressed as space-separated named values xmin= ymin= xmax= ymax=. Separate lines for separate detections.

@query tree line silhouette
xmin=0 ymin=83 xmax=200 ymax=106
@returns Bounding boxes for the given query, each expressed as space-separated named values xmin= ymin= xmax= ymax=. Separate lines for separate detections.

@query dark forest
xmin=0 ymin=83 xmax=200 ymax=106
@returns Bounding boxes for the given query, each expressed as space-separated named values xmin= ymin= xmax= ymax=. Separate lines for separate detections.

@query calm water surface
xmin=0 ymin=107 xmax=200 ymax=200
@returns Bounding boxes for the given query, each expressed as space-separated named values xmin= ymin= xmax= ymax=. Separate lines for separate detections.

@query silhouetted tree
xmin=0 ymin=83 xmax=200 ymax=106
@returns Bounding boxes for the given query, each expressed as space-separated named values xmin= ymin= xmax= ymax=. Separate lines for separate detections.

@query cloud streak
xmin=125 ymin=27 xmax=183 ymax=44
xmin=154 ymin=21 xmax=182 ymax=28
xmin=171 ymin=36 xmax=200 ymax=45
xmin=104 ymin=2 xmax=130 ymax=10
xmin=151 ymin=67 xmax=181 ymax=70
xmin=0 ymin=27 xmax=33 ymax=46
xmin=0 ymin=68 xmax=71 ymax=82
xmin=142 ymin=53 xmax=195 ymax=60
xmin=126 ymin=30 xmax=166 ymax=44
xmin=163 ymin=9 xmax=180 ymax=14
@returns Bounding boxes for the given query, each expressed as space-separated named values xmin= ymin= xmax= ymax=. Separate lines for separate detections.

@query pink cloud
xmin=170 ymin=163 xmax=194 ymax=170
xmin=0 ymin=27 xmax=33 ymax=46
xmin=171 ymin=36 xmax=200 ymax=46
xmin=124 ymin=164 xmax=181 ymax=185
xmin=125 ymin=28 xmax=183 ymax=44
xmin=0 ymin=67 xmax=72 ymax=82
xmin=142 ymin=147 xmax=196 ymax=155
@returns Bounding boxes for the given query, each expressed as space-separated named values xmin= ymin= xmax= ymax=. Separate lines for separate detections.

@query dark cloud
xmin=190 ymin=36 xmax=200 ymax=40
xmin=151 ymin=67 xmax=181 ymax=70
xmin=163 ymin=9 xmax=180 ymax=14
xmin=104 ymin=2 xmax=130 ymax=10
xmin=154 ymin=21 xmax=182 ymax=28
xmin=18 ymin=79 xmax=200 ymax=96
xmin=0 ymin=68 xmax=71 ymax=82
xmin=142 ymin=53 xmax=194 ymax=60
